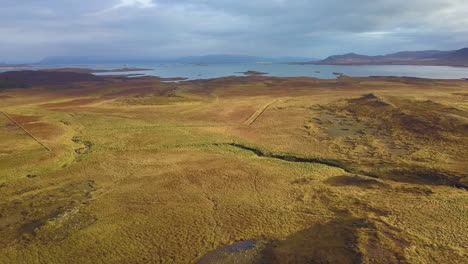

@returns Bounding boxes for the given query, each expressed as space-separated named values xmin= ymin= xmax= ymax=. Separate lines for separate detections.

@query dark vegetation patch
xmin=34 ymin=209 xmax=97 ymax=244
xmin=343 ymin=95 xmax=468 ymax=137
xmin=311 ymin=93 xmax=468 ymax=188
xmin=114 ymin=85 xmax=193 ymax=105
xmin=366 ymin=76 xmax=449 ymax=86
xmin=216 ymin=142 xmax=354 ymax=173
xmin=0 ymin=70 xmax=103 ymax=88
xmin=261 ymin=218 xmax=363 ymax=264
xmin=291 ymin=177 xmax=314 ymax=185
xmin=397 ymin=186 xmax=434 ymax=195
xmin=0 ymin=181 xmax=96 ymax=248
xmin=198 ymin=217 xmax=408 ymax=264
xmin=376 ymin=166 xmax=467 ymax=188
xmin=0 ymin=81 xmax=31 ymax=89
xmin=325 ymin=175 xmax=388 ymax=188
xmin=185 ymin=76 xmax=283 ymax=94
xmin=348 ymin=93 xmax=392 ymax=107
xmin=72 ymin=136 xmax=93 ymax=155
xmin=263 ymin=217 xmax=408 ymax=264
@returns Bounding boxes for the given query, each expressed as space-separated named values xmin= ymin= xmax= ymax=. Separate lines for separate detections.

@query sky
xmin=1 ymin=0 xmax=468 ymax=62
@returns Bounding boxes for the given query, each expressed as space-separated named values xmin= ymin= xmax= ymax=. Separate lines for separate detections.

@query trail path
xmin=243 ymin=99 xmax=278 ymax=126
xmin=1 ymin=111 xmax=51 ymax=151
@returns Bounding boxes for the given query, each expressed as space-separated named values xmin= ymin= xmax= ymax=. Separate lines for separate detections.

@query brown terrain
xmin=0 ymin=70 xmax=467 ymax=264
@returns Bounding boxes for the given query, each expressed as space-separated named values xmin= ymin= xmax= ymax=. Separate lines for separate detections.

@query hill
xmin=311 ymin=48 xmax=468 ymax=67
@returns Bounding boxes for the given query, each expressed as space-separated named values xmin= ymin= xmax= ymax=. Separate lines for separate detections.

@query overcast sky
xmin=1 ymin=0 xmax=468 ymax=62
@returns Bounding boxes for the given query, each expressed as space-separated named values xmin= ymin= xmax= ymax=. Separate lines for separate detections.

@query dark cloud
xmin=1 ymin=0 xmax=467 ymax=62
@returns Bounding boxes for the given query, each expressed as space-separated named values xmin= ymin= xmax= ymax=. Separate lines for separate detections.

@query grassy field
xmin=0 ymin=73 xmax=467 ymax=263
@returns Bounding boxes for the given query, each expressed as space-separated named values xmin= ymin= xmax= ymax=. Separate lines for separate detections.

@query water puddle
xmin=198 ymin=240 xmax=268 ymax=264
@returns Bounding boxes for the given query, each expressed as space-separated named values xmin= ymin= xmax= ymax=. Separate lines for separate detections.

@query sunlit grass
xmin=0 ymin=76 xmax=467 ymax=263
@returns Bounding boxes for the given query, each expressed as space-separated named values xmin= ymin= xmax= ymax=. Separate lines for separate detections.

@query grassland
xmin=0 ymin=72 xmax=467 ymax=263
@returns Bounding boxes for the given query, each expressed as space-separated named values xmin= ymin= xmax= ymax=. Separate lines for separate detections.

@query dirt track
xmin=1 ymin=111 xmax=51 ymax=151
xmin=243 ymin=99 xmax=277 ymax=126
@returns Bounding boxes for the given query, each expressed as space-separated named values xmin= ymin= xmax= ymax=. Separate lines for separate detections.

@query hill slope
xmin=312 ymin=48 xmax=468 ymax=67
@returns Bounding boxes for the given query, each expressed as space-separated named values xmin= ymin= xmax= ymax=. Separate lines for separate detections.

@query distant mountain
xmin=172 ymin=55 xmax=265 ymax=64
xmin=0 ymin=62 xmax=31 ymax=67
xmin=39 ymin=55 xmax=317 ymax=65
xmin=39 ymin=56 xmax=149 ymax=64
xmin=444 ymin=48 xmax=468 ymax=60
xmin=385 ymin=50 xmax=452 ymax=59
xmin=310 ymin=48 xmax=468 ymax=67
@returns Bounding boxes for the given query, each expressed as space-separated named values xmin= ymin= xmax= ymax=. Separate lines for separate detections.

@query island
xmin=237 ymin=70 xmax=268 ymax=76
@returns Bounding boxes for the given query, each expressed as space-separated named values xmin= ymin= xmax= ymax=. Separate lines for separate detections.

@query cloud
xmin=0 ymin=0 xmax=467 ymax=62
xmin=92 ymin=0 xmax=156 ymax=15
xmin=113 ymin=0 xmax=155 ymax=9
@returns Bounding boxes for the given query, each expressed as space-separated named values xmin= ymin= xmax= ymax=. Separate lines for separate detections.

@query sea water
xmin=2 ymin=63 xmax=468 ymax=80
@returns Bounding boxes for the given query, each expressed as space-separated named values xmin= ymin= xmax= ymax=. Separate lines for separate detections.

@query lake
xmin=2 ymin=63 xmax=468 ymax=80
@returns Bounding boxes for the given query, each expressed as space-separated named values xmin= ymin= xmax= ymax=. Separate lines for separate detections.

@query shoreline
xmin=1 ymin=65 xmax=467 ymax=82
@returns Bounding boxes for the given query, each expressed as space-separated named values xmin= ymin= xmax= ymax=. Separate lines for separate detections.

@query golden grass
xmin=0 ymin=75 xmax=467 ymax=263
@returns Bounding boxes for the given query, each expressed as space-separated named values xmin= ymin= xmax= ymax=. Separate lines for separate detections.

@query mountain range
xmin=12 ymin=48 xmax=468 ymax=67
xmin=39 ymin=55 xmax=318 ymax=65
xmin=310 ymin=48 xmax=468 ymax=67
